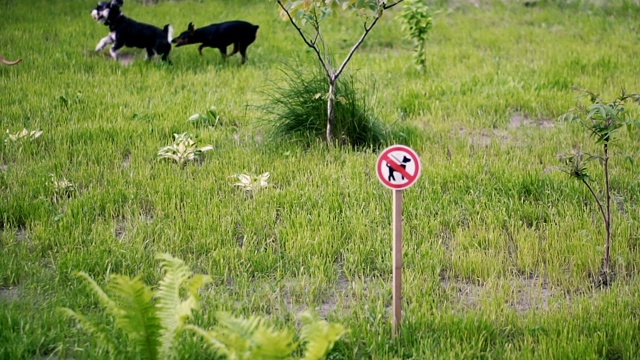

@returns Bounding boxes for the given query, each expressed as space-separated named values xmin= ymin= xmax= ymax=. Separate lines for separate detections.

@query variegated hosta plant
xmin=5 ymin=128 xmax=43 ymax=143
xmin=232 ymin=172 xmax=270 ymax=194
xmin=187 ymin=106 xmax=221 ymax=128
xmin=157 ymin=133 xmax=213 ymax=166
xmin=50 ymin=173 xmax=76 ymax=204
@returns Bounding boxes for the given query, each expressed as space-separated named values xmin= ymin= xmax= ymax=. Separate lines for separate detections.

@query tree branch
xmin=276 ymin=0 xmax=332 ymax=77
xmin=582 ymin=179 xmax=607 ymax=225
xmin=334 ymin=12 xmax=381 ymax=80
xmin=383 ymin=0 xmax=405 ymax=10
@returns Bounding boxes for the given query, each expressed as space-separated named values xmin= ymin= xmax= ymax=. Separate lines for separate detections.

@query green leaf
xmin=299 ymin=311 xmax=347 ymax=360
xmin=155 ymin=253 xmax=211 ymax=359
xmin=107 ymin=275 xmax=160 ymax=360
xmin=59 ymin=308 xmax=122 ymax=357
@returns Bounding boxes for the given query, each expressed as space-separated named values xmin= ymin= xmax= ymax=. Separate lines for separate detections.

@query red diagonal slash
xmin=383 ymin=154 xmax=414 ymax=182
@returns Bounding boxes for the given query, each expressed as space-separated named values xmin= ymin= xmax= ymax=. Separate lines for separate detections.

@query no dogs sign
xmin=376 ymin=145 xmax=421 ymax=190
xmin=375 ymin=144 xmax=421 ymax=338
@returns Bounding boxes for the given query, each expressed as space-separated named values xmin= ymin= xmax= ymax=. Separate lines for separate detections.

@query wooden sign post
xmin=376 ymin=145 xmax=421 ymax=339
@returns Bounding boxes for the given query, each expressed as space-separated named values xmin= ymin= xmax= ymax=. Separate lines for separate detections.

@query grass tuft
xmin=260 ymin=65 xmax=388 ymax=149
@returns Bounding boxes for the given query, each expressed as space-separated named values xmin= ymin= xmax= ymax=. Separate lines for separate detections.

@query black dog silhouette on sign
xmin=387 ymin=156 xmax=412 ymax=182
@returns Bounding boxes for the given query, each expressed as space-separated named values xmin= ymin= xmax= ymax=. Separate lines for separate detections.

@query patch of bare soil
xmin=116 ymin=54 xmax=136 ymax=66
xmin=315 ymin=275 xmax=351 ymax=318
xmin=278 ymin=274 xmax=353 ymax=318
xmin=122 ymin=151 xmax=131 ymax=168
xmin=509 ymin=112 xmax=555 ymax=129
xmin=454 ymin=112 xmax=555 ymax=147
xmin=0 ymin=287 xmax=19 ymax=303
xmin=115 ymin=217 xmax=126 ymax=240
xmin=441 ymin=277 xmax=556 ymax=313
xmin=84 ymin=50 xmax=137 ymax=66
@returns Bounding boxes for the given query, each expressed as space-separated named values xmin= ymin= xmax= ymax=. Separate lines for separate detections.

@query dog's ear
xmin=188 ymin=22 xmax=194 ymax=32
xmin=111 ymin=0 xmax=123 ymax=7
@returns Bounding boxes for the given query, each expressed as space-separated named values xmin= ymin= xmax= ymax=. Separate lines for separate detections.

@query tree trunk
xmin=326 ymin=79 xmax=336 ymax=145
xmin=603 ymin=143 xmax=611 ymax=275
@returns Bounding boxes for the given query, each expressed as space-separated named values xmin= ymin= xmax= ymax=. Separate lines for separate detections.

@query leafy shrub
xmin=262 ymin=66 xmax=388 ymax=149
xmin=400 ymin=0 xmax=433 ymax=72
xmin=557 ymin=87 xmax=640 ymax=286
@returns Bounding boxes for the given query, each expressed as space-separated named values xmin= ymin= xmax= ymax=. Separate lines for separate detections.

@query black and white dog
xmin=91 ymin=0 xmax=173 ymax=62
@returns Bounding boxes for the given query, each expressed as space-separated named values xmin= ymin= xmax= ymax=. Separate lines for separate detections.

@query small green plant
xmin=157 ymin=133 xmax=214 ymax=166
xmin=188 ymin=106 xmax=222 ymax=128
xmin=558 ymin=87 xmax=640 ymax=285
xmin=60 ymin=253 xmax=212 ymax=360
xmin=232 ymin=172 xmax=270 ymax=194
xmin=275 ymin=0 xmax=404 ymax=144
xmin=186 ymin=311 xmax=347 ymax=360
xmin=5 ymin=128 xmax=43 ymax=143
xmin=50 ymin=173 xmax=76 ymax=203
xmin=400 ymin=0 xmax=433 ymax=72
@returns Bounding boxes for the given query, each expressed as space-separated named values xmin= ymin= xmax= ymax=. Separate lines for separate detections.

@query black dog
xmin=92 ymin=0 xmax=123 ymax=52
xmin=387 ymin=156 xmax=412 ymax=182
xmin=171 ymin=21 xmax=259 ymax=64
xmin=91 ymin=0 xmax=172 ymax=62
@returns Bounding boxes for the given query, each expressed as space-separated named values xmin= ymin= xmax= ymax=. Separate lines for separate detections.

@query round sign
xmin=376 ymin=145 xmax=421 ymax=190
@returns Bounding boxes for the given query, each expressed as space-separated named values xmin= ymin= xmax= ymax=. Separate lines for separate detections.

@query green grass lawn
xmin=1 ymin=0 xmax=640 ymax=358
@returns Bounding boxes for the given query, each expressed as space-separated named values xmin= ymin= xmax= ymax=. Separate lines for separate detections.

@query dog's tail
xmin=163 ymin=24 xmax=174 ymax=44
xmin=0 ymin=54 xmax=22 ymax=66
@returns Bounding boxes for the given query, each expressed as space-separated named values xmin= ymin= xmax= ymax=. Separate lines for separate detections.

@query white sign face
xmin=376 ymin=145 xmax=421 ymax=190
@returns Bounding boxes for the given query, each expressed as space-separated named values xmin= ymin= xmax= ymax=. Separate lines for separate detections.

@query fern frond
xmin=216 ymin=311 xmax=263 ymax=340
xmin=108 ymin=275 xmax=161 ymax=360
xmin=155 ymin=253 xmax=211 ymax=359
xmin=299 ymin=312 xmax=347 ymax=360
xmin=184 ymin=325 xmax=231 ymax=357
xmin=59 ymin=307 xmax=122 ymax=357
xmin=251 ymin=324 xmax=296 ymax=359
xmin=76 ymin=272 xmax=124 ymax=318
xmin=213 ymin=312 xmax=296 ymax=360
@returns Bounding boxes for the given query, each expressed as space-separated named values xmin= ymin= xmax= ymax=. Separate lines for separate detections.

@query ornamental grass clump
xmin=262 ymin=67 xmax=387 ymax=149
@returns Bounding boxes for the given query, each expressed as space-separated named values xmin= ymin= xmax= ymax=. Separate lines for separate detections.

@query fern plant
xmin=62 ymin=254 xmax=347 ymax=359
xmin=298 ymin=311 xmax=347 ymax=360
xmin=187 ymin=312 xmax=296 ymax=359
xmin=186 ymin=310 xmax=347 ymax=360
xmin=61 ymin=253 xmax=212 ymax=360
